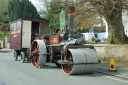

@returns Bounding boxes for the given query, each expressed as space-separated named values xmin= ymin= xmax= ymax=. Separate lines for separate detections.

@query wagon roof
xmin=21 ymin=17 xmax=49 ymax=22
xmin=10 ymin=17 xmax=49 ymax=24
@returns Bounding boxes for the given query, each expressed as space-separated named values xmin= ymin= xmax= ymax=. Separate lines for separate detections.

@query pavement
xmin=96 ymin=61 xmax=128 ymax=79
xmin=0 ymin=49 xmax=128 ymax=79
xmin=0 ymin=48 xmax=13 ymax=53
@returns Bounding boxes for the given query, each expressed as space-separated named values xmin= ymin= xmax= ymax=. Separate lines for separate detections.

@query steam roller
xmin=29 ymin=6 xmax=99 ymax=75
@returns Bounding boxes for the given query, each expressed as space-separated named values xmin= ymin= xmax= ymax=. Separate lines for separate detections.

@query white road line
xmin=58 ymin=73 xmax=64 ymax=75
xmin=13 ymin=69 xmax=39 ymax=83
xmin=0 ymin=63 xmax=7 ymax=66
xmin=48 ymin=70 xmax=54 ymax=72
xmin=70 ymin=77 xmax=78 ymax=80
xmin=106 ymin=76 xmax=128 ymax=83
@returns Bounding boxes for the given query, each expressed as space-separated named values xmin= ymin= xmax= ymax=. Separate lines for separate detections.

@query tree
xmin=38 ymin=0 xmax=50 ymax=18
xmin=8 ymin=0 xmax=40 ymax=22
xmin=81 ymin=0 xmax=128 ymax=44
xmin=0 ymin=0 xmax=10 ymax=27
xmin=74 ymin=2 xmax=102 ymax=33
xmin=45 ymin=0 xmax=128 ymax=44
xmin=0 ymin=0 xmax=10 ymax=40
xmin=44 ymin=0 xmax=102 ymax=33
xmin=45 ymin=0 xmax=62 ymax=33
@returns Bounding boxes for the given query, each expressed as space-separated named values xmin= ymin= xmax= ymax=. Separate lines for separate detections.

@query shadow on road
xmin=38 ymin=63 xmax=62 ymax=69
xmin=68 ymin=72 xmax=105 ymax=78
xmin=44 ymin=65 xmax=61 ymax=69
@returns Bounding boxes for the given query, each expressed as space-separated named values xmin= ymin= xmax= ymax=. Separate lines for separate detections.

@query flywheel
xmin=31 ymin=40 xmax=47 ymax=68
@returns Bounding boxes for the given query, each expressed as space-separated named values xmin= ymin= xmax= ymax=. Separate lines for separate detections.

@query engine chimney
xmin=68 ymin=6 xmax=75 ymax=39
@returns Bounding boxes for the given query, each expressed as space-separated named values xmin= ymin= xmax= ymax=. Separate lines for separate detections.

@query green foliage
xmin=0 ymin=31 xmax=10 ymax=40
xmin=45 ymin=1 xmax=62 ymax=33
xmin=78 ymin=28 xmax=89 ymax=33
xmin=0 ymin=0 xmax=9 ymax=25
xmin=0 ymin=0 xmax=10 ymax=40
xmin=103 ymin=55 xmax=106 ymax=61
xmin=0 ymin=0 xmax=40 ymax=40
xmin=86 ymin=41 xmax=96 ymax=44
xmin=8 ymin=0 xmax=40 ymax=22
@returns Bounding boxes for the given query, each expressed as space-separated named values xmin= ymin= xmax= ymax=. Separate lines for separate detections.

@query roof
xmin=10 ymin=17 xmax=49 ymax=24
xmin=21 ymin=17 xmax=49 ymax=22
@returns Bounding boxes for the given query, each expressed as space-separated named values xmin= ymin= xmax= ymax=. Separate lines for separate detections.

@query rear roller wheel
xmin=31 ymin=40 xmax=47 ymax=68
xmin=14 ymin=51 xmax=18 ymax=61
xmin=61 ymin=48 xmax=98 ymax=75
xmin=21 ymin=52 xmax=25 ymax=63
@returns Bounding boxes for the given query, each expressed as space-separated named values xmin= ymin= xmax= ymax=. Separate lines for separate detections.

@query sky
xmin=29 ymin=0 xmax=76 ymax=11
xmin=29 ymin=0 xmax=47 ymax=11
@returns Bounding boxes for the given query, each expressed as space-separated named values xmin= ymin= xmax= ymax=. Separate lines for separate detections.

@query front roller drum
xmin=61 ymin=48 xmax=98 ymax=75
xmin=31 ymin=40 xmax=47 ymax=68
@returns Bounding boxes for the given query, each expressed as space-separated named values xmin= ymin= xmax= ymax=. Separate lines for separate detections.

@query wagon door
xmin=22 ymin=20 xmax=31 ymax=48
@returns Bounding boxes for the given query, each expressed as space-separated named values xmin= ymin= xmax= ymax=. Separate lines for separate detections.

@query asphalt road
xmin=0 ymin=49 xmax=128 ymax=85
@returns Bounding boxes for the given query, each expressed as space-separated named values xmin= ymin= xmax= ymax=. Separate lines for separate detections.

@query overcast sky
xmin=29 ymin=0 xmax=47 ymax=11
xmin=29 ymin=0 xmax=76 ymax=11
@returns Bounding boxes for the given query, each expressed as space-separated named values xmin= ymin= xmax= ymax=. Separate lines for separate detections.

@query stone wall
xmin=91 ymin=44 xmax=128 ymax=63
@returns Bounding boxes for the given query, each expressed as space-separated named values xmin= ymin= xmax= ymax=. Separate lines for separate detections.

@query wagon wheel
xmin=14 ymin=51 xmax=18 ymax=61
xmin=20 ymin=52 xmax=25 ymax=63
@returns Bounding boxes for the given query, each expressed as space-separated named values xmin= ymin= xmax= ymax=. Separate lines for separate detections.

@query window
xmin=14 ymin=23 xmax=16 ymax=31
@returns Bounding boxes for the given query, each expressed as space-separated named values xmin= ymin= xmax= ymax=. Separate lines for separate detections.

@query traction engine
xmin=29 ymin=6 xmax=98 ymax=75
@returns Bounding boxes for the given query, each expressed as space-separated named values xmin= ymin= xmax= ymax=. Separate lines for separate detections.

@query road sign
xmin=59 ymin=10 xmax=65 ymax=30
xmin=110 ymin=64 xmax=114 ymax=69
